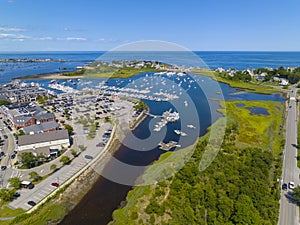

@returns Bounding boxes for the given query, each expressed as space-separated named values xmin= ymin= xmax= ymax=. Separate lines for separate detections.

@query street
xmin=278 ymin=88 xmax=300 ymax=225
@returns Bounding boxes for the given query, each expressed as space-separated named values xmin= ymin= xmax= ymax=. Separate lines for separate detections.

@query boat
xmin=184 ymin=100 xmax=188 ymax=107
xmin=187 ymin=124 xmax=196 ymax=129
xmin=174 ymin=130 xmax=181 ymax=135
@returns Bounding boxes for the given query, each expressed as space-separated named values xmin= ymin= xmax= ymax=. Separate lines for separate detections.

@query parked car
xmin=0 ymin=151 xmax=4 ymax=157
xmin=3 ymin=134 xmax=7 ymax=139
xmin=11 ymin=154 xmax=16 ymax=159
xmin=282 ymin=183 xmax=288 ymax=190
xmin=96 ymin=142 xmax=105 ymax=147
xmin=84 ymin=155 xmax=93 ymax=160
xmin=11 ymin=192 xmax=20 ymax=200
xmin=27 ymin=201 xmax=36 ymax=206
xmin=1 ymin=166 xmax=6 ymax=171
xmin=289 ymin=181 xmax=295 ymax=189
xmin=51 ymin=182 xmax=59 ymax=188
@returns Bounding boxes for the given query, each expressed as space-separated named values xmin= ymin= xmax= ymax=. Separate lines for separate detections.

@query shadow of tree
xmin=285 ymin=191 xmax=300 ymax=205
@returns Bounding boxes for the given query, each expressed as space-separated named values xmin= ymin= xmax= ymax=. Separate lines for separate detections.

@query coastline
xmin=192 ymin=69 xmax=284 ymax=95
xmin=13 ymin=70 xmax=84 ymax=81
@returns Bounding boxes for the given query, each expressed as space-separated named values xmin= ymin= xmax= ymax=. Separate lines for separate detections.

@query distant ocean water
xmin=0 ymin=51 xmax=300 ymax=84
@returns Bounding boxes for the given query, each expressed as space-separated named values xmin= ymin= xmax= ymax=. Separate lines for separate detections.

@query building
xmin=22 ymin=121 xmax=59 ymax=135
xmin=0 ymin=102 xmax=56 ymax=129
xmin=18 ymin=129 xmax=70 ymax=153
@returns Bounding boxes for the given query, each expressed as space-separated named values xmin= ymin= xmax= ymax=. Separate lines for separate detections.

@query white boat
xmin=187 ymin=124 xmax=196 ymax=129
xmin=184 ymin=100 xmax=188 ymax=107
xmin=174 ymin=130 xmax=181 ymax=135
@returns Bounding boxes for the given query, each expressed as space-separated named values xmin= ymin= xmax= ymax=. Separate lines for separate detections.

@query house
xmin=280 ymin=78 xmax=289 ymax=86
xmin=18 ymin=129 xmax=70 ymax=152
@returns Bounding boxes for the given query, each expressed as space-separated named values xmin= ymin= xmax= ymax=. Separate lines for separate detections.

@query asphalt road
xmin=278 ymin=88 xmax=300 ymax=225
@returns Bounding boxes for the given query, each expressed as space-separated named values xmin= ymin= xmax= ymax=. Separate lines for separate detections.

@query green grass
xmin=0 ymin=206 xmax=24 ymax=218
xmin=192 ymin=68 xmax=283 ymax=94
xmin=224 ymin=100 xmax=284 ymax=156
xmin=62 ymin=66 xmax=164 ymax=79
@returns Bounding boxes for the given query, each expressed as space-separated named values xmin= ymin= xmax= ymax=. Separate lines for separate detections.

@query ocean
xmin=0 ymin=51 xmax=300 ymax=84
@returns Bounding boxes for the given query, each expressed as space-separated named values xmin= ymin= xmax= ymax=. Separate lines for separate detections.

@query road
xmin=0 ymin=119 xmax=19 ymax=188
xmin=278 ymin=88 xmax=300 ymax=225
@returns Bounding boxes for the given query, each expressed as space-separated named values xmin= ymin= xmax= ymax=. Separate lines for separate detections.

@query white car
xmin=289 ymin=181 xmax=295 ymax=189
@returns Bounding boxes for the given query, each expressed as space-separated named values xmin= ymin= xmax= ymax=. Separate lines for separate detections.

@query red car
xmin=51 ymin=182 xmax=59 ymax=187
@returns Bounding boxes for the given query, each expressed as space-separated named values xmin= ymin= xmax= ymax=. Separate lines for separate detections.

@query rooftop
xmin=18 ymin=129 xmax=69 ymax=146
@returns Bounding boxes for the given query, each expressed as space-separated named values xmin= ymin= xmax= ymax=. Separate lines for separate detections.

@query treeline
xmin=111 ymin=102 xmax=283 ymax=225
xmin=141 ymin=123 xmax=280 ymax=225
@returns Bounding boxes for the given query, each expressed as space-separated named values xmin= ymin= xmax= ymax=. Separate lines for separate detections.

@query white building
xmin=18 ymin=129 xmax=70 ymax=152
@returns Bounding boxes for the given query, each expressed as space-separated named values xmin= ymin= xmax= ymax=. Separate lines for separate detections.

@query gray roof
xmin=22 ymin=121 xmax=59 ymax=134
xmin=18 ymin=129 xmax=69 ymax=146
xmin=14 ymin=115 xmax=32 ymax=124
xmin=34 ymin=112 xmax=55 ymax=120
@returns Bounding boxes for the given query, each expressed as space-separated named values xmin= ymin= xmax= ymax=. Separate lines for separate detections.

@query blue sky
xmin=0 ymin=0 xmax=299 ymax=51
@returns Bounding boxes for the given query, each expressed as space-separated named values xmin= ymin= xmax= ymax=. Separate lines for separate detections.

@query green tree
xmin=0 ymin=188 xmax=15 ymax=202
xmin=64 ymin=124 xmax=74 ymax=135
xmin=8 ymin=177 xmax=21 ymax=189
xmin=78 ymin=145 xmax=87 ymax=151
xmin=133 ymin=100 xmax=147 ymax=111
xmin=29 ymin=171 xmax=41 ymax=182
xmin=293 ymin=186 xmax=300 ymax=203
xmin=50 ymin=164 xmax=57 ymax=172
xmin=0 ymin=99 xmax=11 ymax=106
xmin=20 ymin=152 xmax=37 ymax=169
xmin=71 ymin=150 xmax=78 ymax=157
xmin=60 ymin=156 xmax=71 ymax=165
xmin=18 ymin=129 xmax=25 ymax=136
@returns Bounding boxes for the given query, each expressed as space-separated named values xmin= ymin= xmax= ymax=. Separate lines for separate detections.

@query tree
xmin=50 ymin=164 xmax=57 ymax=172
xmin=71 ymin=150 xmax=78 ymax=157
xmin=29 ymin=171 xmax=41 ymax=182
xmin=18 ymin=129 xmax=25 ymax=136
xmin=0 ymin=99 xmax=11 ymax=106
xmin=8 ymin=177 xmax=21 ymax=189
xmin=293 ymin=186 xmax=300 ymax=203
xmin=104 ymin=116 xmax=111 ymax=123
xmin=78 ymin=145 xmax=87 ymax=151
xmin=133 ymin=100 xmax=147 ymax=111
xmin=60 ymin=156 xmax=71 ymax=165
xmin=0 ymin=188 xmax=15 ymax=202
xmin=64 ymin=124 xmax=74 ymax=135
xmin=20 ymin=152 xmax=37 ymax=169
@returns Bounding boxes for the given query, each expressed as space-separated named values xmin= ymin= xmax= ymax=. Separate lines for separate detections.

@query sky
xmin=0 ymin=0 xmax=299 ymax=51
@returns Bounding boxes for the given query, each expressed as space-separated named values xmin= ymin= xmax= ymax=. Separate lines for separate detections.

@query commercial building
xmin=18 ymin=129 xmax=70 ymax=153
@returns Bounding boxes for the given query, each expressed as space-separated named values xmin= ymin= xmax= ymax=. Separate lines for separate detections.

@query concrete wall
xmin=18 ymin=139 xmax=70 ymax=151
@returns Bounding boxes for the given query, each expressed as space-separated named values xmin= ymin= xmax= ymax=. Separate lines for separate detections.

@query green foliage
xmin=29 ymin=171 xmax=41 ymax=182
xmin=133 ymin=100 xmax=147 ymax=112
xmin=60 ymin=156 xmax=71 ymax=165
xmin=0 ymin=188 xmax=15 ymax=202
xmin=71 ymin=150 xmax=78 ymax=157
xmin=0 ymin=99 xmax=11 ymax=106
xmin=8 ymin=177 xmax=21 ymax=189
xmin=18 ymin=129 xmax=25 ymax=136
xmin=292 ymin=186 xmax=300 ymax=204
xmin=19 ymin=152 xmax=37 ymax=169
xmin=111 ymin=101 xmax=283 ymax=225
xmin=64 ymin=124 xmax=74 ymax=135
xmin=78 ymin=145 xmax=87 ymax=151
xmin=50 ymin=164 xmax=57 ymax=171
